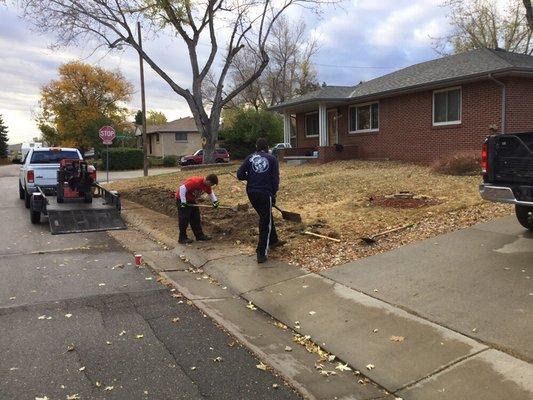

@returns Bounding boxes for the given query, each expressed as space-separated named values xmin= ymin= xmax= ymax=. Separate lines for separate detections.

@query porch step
xmin=283 ymin=155 xmax=318 ymax=165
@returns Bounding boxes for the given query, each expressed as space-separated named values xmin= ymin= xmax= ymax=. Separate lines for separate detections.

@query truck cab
xmin=19 ymin=147 xmax=83 ymax=208
xmin=479 ymin=132 xmax=533 ymax=230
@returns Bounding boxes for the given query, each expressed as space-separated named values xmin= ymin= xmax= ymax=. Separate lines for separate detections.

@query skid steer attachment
xmin=31 ymin=184 xmax=127 ymax=235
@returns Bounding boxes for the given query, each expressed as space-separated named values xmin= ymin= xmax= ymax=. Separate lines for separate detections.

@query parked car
xmin=19 ymin=147 xmax=84 ymax=209
xmin=180 ymin=148 xmax=230 ymax=166
xmin=479 ymin=131 xmax=533 ymax=230
xmin=269 ymin=142 xmax=292 ymax=156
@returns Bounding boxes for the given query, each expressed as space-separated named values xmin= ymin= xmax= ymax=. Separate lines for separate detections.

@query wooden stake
xmin=303 ymin=231 xmax=341 ymax=242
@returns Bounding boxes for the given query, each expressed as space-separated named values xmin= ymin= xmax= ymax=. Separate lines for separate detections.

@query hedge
xmin=101 ymin=148 xmax=143 ymax=170
xmin=163 ymin=155 xmax=179 ymax=167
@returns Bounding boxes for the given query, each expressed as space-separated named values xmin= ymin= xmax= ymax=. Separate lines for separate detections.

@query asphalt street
xmin=0 ymin=164 xmax=299 ymax=400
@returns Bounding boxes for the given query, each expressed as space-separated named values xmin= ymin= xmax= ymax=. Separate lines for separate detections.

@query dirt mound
xmin=370 ymin=195 xmax=441 ymax=209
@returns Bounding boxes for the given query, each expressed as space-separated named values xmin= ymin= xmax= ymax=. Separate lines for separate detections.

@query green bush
xmin=148 ymin=156 xmax=164 ymax=167
xmin=220 ymin=107 xmax=283 ymax=159
xmin=163 ymin=155 xmax=179 ymax=167
xmin=431 ymin=151 xmax=481 ymax=176
xmin=101 ymin=148 xmax=143 ymax=170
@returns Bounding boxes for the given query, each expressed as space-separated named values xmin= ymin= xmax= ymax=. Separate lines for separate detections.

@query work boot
xmin=269 ymin=240 xmax=286 ymax=249
xmin=179 ymin=237 xmax=193 ymax=244
xmin=257 ymin=254 xmax=268 ymax=264
xmin=196 ymin=235 xmax=212 ymax=241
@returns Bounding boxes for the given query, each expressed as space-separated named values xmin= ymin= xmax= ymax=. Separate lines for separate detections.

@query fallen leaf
xmin=328 ymin=355 xmax=336 ymax=362
xmin=9 ymin=297 xmax=16 ymax=300
xmin=78 ymin=366 xmax=86 ymax=372
xmin=104 ymin=386 xmax=114 ymax=391
xmin=335 ymin=362 xmax=352 ymax=372
xmin=366 ymin=364 xmax=375 ymax=370
xmin=373 ymin=289 xmax=379 ymax=292
xmin=172 ymin=293 xmax=183 ymax=299
xmin=171 ymin=317 xmax=180 ymax=323
xmin=472 ymin=328 xmax=477 ymax=333
xmin=390 ymin=336 xmax=405 ymax=342
xmin=308 ymin=311 xmax=316 ymax=315
xmin=67 ymin=344 xmax=75 ymax=352
xmin=95 ymin=381 xmax=101 ymax=388
xmin=112 ymin=264 xmax=124 ymax=270
xmin=38 ymin=315 xmax=46 ymax=320
xmin=145 ymin=277 xmax=153 ymax=281
xmin=66 ymin=394 xmax=80 ymax=400
xmin=320 ymin=370 xmax=337 ymax=376
xmin=35 ymin=396 xmax=49 ymax=400
xmin=64 ymin=314 xmax=73 ymax=318
xmin=284 ymin=346 xmax=292 ymax=352
xmin=213 ymin=356 xmax=223 ymax=362
xmin=256 ymin=362 xmax=268 ymax=371
xmin=246 ymin=301 xmax=257 ymax=311
xmin=119 ymin=330 xmax=126 ymax=336
xmin=273 ymin=322 xmax=287 ymax=330
xmin=372 ymin=328 xmax=379 ymax=333
xmin=9 ymin=367 xmax=18 ymax=371
xmin=135 ymin=334 xmax=144 ymax=339
xmin=272 ymin=383 xmax=279 ymax=389
xmin=98 ymin=283 xmax=106 ymax=287
xmin=190 ymin=366 xmax=197 ymax=370
xmin=106 ymin=341 xmax=112 ymax=345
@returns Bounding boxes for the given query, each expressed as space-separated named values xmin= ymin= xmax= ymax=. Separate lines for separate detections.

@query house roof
xmin=271 ymin=48 xmax=533 ymax=111
xmin=146 ymin=117 xmax=198 ymax=134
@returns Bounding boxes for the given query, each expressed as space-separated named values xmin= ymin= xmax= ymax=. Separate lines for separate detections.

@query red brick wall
xmin=293 ymin=77 xmax=533 ymax=164
xmin=296 ymin=113 xmax=319 ymax=148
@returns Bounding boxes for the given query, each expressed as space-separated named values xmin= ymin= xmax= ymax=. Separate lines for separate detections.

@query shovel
xmin=189 ymin=203 xmax=248 ymax=212
xmin=229 ymin=172 xmax=302 ymax=223
xmin=361 ymin=224 xmax=413 ymax=245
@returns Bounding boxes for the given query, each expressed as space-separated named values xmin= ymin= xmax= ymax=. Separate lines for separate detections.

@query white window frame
xmin=348 ymin=101 xmax=380 ymax=134
xmin=432 ymin=86 xmax=462 ymax=126
xmin=304 ymin=111 xmax=319 ymax=138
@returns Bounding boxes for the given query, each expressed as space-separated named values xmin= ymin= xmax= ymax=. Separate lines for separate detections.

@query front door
xmin=327 ymin=110 xmax=338 ymax=146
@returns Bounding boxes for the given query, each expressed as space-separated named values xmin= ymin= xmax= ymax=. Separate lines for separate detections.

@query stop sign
xmin=99 ymin=126 xmax=116 ymax=145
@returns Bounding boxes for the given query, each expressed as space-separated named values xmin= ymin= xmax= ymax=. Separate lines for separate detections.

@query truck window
xmin=30 ymin=150 xmax=80 ymax=164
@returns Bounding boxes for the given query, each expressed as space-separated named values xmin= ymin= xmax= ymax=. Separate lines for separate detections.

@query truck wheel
xmin=19 ymin=182 xmax=25 ymax=200
xmin=24 ymin=190 xmax=31 ymax=209
xmin=30 ymin=209 xmax=41 ymax=224
xmin=215 ymin=158 xmax=223 ymax=163
xmin=515 ymin=205 xmax=533 ymax=231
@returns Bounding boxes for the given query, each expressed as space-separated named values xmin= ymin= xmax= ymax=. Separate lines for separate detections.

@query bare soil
xmin=107 ymin=160 xmax=513 ymax=272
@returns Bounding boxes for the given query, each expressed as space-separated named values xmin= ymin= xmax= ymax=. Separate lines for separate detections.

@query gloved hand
xmin=213 ymin=200 xmax=220 ymax=209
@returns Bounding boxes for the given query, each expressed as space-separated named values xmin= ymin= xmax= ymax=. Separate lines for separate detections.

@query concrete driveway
xmin=324 ymin=215 xmax=533 ymax=362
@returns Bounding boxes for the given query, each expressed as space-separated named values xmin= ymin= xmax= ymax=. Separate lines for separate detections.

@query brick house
xmin=143 ymin=117 xmax=203 ymax=157
xmin=270 ymin=48 xmax=533 ymax=164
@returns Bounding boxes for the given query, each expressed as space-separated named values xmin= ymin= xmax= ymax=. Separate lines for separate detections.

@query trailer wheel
xmin=515 ymin=205 xmax=533 ymax=231
xmin=19 ymin=181 xmax=25 ymax=200
xmin=24 ymin=190 xmax=31 ymax=209
xmin=30 ymin=210 xmax=41 ymax=224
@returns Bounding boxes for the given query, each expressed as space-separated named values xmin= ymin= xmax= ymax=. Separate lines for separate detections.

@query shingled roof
xmin=271 ymin=48 xmax=533 ymax=111
xmin=146 ymin=117 xmax=198 ymax=134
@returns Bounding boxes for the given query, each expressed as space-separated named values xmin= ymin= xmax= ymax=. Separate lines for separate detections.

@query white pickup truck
xmin=19 ymin=147 xmax=83 ymax=208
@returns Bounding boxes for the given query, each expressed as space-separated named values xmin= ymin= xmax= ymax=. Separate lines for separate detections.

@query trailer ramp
xmin=48 ymin=207 xmax=126 ymax=235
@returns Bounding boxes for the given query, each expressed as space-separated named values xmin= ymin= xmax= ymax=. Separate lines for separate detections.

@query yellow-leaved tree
xmin=38 ymin=61 xmax=133 ymax=153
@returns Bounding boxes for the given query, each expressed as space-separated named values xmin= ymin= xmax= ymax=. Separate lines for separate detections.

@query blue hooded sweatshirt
xmin=236 ymin=151 xmax=279 ymax=197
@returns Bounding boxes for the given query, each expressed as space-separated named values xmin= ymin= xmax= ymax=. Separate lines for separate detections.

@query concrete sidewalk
xmin=117 ymin=201 xmax=533 ymax=400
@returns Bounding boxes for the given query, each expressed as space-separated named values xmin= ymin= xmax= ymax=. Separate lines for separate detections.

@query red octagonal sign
xmin=99 ymin=126 xmax=116 ymax=145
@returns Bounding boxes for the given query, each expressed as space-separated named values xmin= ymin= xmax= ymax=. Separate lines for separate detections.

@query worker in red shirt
xmin=175 ymin=174 xmax=219 ymax=244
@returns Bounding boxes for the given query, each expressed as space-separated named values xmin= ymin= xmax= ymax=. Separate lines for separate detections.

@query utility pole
xmin=138 ymin=21 xmax=148 ymax=177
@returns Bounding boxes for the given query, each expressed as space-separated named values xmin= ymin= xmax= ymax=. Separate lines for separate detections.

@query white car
xmin=269 ymin=143 xmax=292 ymax=155
xmin=19 ymin=147 xmax=83 ymax=208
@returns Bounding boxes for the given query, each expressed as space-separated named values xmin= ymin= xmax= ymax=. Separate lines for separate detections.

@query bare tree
xmin=228 ymin=16 xmax=319 ymax=109
xmin=525 ymin=0 xmax=533 ymax=31
xmin=434 ymin=0 xmax=533 ymax=55
xmin=18 ymin=0 xmax=334 ymax=162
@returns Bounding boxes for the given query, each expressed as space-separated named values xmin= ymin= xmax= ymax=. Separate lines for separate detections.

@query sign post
xmin=99 ymin=126 xmax=116 ymax=183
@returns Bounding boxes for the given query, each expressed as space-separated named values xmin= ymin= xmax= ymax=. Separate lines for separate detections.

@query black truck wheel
xmin=19 ymin=181 xmax=25 ymax=200
xmin=30 ymin=209 xmax=41 ymax=224
xmin=515 ymin=205 xmax=533 ymax=231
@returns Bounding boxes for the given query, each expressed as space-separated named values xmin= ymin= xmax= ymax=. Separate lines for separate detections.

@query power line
xmin=314 ymin=63 xmax=398 ymax=70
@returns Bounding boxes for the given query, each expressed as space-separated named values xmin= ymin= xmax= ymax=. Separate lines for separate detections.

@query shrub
xmin=220 ymin=107 xmax=283 ymax=159
xmin=432 ymin=151 xmax=481 ymax=176
xmin=148 ymin=156 xmax=164 ymax=167
xmin=101 ymin=148 xmax=143 ymax=170
xmin=163 ymin=155 xmax=179 ymax=167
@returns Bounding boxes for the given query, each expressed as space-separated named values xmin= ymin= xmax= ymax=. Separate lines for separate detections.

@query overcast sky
xmin=0 ymin=0 xmax=451 ymax=144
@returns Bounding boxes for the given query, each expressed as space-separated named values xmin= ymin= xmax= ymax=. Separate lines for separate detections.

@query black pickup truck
xmin=479 ymin=132 xmax=533 ymax=230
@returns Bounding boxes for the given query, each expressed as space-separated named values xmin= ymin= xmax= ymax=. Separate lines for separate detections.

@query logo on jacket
xmin=250 ymin=154 xmax=269 ymax=173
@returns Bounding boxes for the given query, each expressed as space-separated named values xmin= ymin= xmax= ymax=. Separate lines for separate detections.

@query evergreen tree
xmin=0 ymin=115 xmax=9 ymax=158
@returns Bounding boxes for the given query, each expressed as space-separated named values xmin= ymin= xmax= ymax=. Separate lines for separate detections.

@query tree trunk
xmin=202 ymin=126 xmax=217 ymax=164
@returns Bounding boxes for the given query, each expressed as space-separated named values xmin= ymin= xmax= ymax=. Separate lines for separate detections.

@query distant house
xmin=270 ymin=48 xmax=533 ymax=164
xmin=145 ymin=117 xmax=203 ymax=157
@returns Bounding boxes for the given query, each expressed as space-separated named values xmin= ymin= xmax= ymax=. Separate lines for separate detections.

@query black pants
xmin=248 ymin=191 xmax=278 ymax=257
xmin=177 ymin=201 xmax=204 ymax=240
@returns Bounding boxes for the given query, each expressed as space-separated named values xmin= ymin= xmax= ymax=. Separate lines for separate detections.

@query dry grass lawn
xmin=107 ymin=160 xmax=512 ymax=272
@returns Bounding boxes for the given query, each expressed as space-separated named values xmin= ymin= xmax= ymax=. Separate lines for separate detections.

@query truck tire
xmin=215 ymin=158 xmax=223 ymax=163
xmin=19 ymin=182 xmax=25 ymax=200
xmin=24 ymin=190 xmax=31 ymax=209
xmin=30 ymin=209 xmax=41 ymax=224
xmin=515 ymin=205 xmax=533 ymax=231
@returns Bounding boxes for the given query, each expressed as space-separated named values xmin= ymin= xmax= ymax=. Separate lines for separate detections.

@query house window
xmin=305 ymin=112 xmax=319 ymax=137
xmin=155 ymin=133 xmax=160 ymax=143
xmin=433 ymin=87 xmax=461 ymax=125
xmin=175 ymin=132 xmax=188 ymax=141
xmin=349 ymin=102 xmax=379 ymax=132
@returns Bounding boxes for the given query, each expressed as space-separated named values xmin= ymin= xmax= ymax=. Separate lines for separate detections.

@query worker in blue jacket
xmin=237 ymin=138 xmax=284 ymax=263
